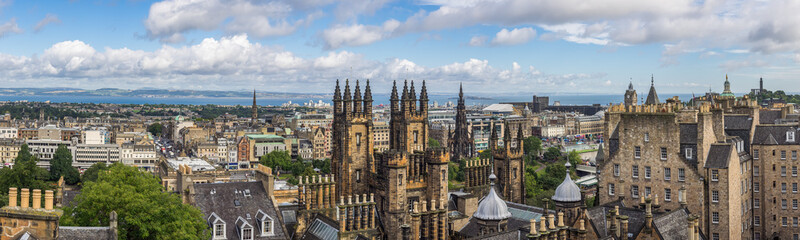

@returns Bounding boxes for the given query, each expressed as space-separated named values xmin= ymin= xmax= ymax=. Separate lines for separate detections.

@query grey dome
xmin=551 ymin=163 xmax=581 ymax=202
xmin=473 ymin=173 xmax=511 ymax=220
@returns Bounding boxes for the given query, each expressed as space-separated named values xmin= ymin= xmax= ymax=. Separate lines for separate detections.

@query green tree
xmin=312 ymin=159 xmax=331 ymax=174
xmin=567 ymin=150 xmax=582 ymax=167
xmin=50 ymin=145 xmax=80 ymax=185
xmin=259 ymin=150 xmax=292 ymax=173
xmin=0 ymin=144 xmax=50 ymax=206
xmin=543 ymin=147 xmax=562 ymax=162
xmin=523 ymin=136 xmax=542 ymax=155
xmin=147 ymin=123 xmax=164 ymax=137
xmin=81 ymin=162 xmax=109 ymax=183
xmin=428 ymin=138 xmax=440 ymax=148
xmin=61 ymin=163 xmax=209 ymax=239
xmin=479 ymin=149 xmax=492 ymax=159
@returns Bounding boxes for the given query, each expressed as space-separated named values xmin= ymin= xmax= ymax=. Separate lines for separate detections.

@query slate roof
xmin=57 ymin=227 xmax=113 ymax=240
xmin=760 ymin=110 xmax=782 ymax=124
xmin=458 ymin=201 xmax=551 ymax=239
xmin=595 ymin=143 xmax=605 ymax=162
xmin=300 ymin=214 xmax=339 ymax=240
xmin=724 ymin=115 xmax=752 ymax=130
xmin=752 ymin=125 xmax=799 ymax=145
xmin=652 ymin=209 xmax=691 ymax=240
xmin=193 ymin=181 xmax=288 ymax=240
xmin=586 ymin=201 xmax=646 ymax=239
xmin=679 ymin=124 xmax=698 ymax=144
xmin=61 ymin=190 xmax=81 ymax=207
xmin=704 ymin=144 xmax=733 ymax=169
xmin=645 ymin=83 xmax=659 ymax=105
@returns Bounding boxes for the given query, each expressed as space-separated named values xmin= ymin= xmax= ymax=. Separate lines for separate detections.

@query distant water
xmin=0 ymin=93 xmax=697 ymax=107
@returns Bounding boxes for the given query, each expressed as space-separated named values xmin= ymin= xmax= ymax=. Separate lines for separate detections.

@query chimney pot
xmin=8 ymin=187 xmax=17 ymax=208
xmin=45 ymin=190 xmax=54 ymax=210
xmin=32 ymin=189 xmax=41 ymax=209
xmin=20 ymin=188 xmax=29 ymax=208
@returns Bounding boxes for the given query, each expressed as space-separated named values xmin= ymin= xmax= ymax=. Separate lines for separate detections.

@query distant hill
xmin=0 ymin=88 xmax=330 ymax=99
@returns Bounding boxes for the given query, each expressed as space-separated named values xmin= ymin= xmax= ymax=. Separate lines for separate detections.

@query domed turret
xmin=552 ymin=162 xmax=581 ymax=202
xmin=473 ymin=173 xmax=512 ymax=220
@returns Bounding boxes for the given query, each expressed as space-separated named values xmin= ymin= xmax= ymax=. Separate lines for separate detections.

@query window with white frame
xmin=794 ymin=150 xmax=798 ymax=160
xmin=783 ymin=217 xmax=788 ymax=226
xmin=794 ymin=183 xmax=798 ymax=193
xmin=660 ymin=147 xmax=667 ymax=160
xmin=795 ymin=199 xmax=798 ymax=209
xmin=712 ymin=233 xmax=719 ymax=240
xmin=614 ymin=164 xmax=620 ymax=176
xmin=783 ymin=199 xmax=788 ymax=209
xmin=644 ymin=133 xmax=649 ymax=142
xmin=754 ymin=149 xmax=759 ymax=159
xmin=209 ymin=213 xmax=226 ymax=239
xmin=678 ymin=168 xmax=685 ymax=181
xmin=783 ymin=166 xmax=787 ymax=176
xmin=665 ymin=188 xmax=671 ymax=201
xmin=243 ymin=228 xmax=253 ymax=240
xmin=635 ymin=146 xmax=641 ymax=159
xmin=712 ymin=212 xmax=719 ymax=223
xmin=754 ymin=182 xmax=759 ymax=192
xmin=755 ymin=166 xmax=760 ymax=176
xmin=215 ymin=224 xmax=226 ymax=238
xmin=783 ymin=183 xmax=788 ymax=193
xmin=645 ymin=166 xmax=651 ymax=179
xmin=755 ymin=198 xmax=760 ymax=208
xmin=783 ymin=150 xmax=787 ymax=160
xmin=794 ymin=166 xmax=798 ymax=176
xmin=664 ymin=168 xmax=671 ymax=181
xmin=645 ymin=187 xmax=651 ymax=197
xmin=712 ymin=190 xmax=719 ymax=203
xmin=788 ymin=131 xmax=796 ymax=142
xmin=632 ymin=165 xmax=639 ymax=178
xmin=256 ymin=210 xmax=274 ymax=236
xmin=685 ymin=147 xmax=693 ymax=159
xmin=755 ymin=216 xmax=760 ymax=226
xmin=711 ymin=169 xmax=718 ymax=181
xmin=632 ymin=185 xmax=639 ymax=198
xmin=609 ymin=183 xmax=615 ymax=195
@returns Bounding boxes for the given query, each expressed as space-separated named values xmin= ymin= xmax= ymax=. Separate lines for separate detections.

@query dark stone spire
xmin=645 ymin=75 xmax=659 ymax=105
xmin=420 ymin=80 xmax=428 ymax=100
xmin=517 ymin=125 xmax=524 ymax=147
xmin=353 ymin=80 xmax=362 ymax=113
xmin=402 ymin=80 xmax=408 ymax=100
xmin=334 ymin=79 xmax=342 ymax=100
xmin=252 ymin=89 xmax=257 ymax=124
xmin=390 ymin=80 xmax=398 ymax=100
xmin=410 ymin=81 xmax=417 ymax=101
xmin=364 ymin=79 xmax=372 ymax=101
xmin=343 ymin=79 xmax=351 ymax=101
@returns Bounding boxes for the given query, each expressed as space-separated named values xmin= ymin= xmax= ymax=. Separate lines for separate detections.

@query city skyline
xmin=0 ymin=0 xmax=798 ymax=94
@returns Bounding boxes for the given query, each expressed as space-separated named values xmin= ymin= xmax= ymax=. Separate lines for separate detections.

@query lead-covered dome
xmin=473 ymin=173 xmax=512 ymax=220
xmin=551 ymin=163 xmax=581 ymax=202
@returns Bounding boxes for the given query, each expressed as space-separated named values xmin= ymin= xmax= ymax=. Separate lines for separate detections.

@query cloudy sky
xmin=0 ymin=0 xmax=799 ymax=94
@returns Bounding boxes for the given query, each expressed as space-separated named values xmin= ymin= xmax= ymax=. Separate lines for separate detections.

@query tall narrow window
xmin=685 ymin=148 xmax=693 ymax=159
xmin=632 ymin=165 xmax=639 ymax=178
xmin=678 ymin=168 xmax=685 ymax=181
xmin=665 ymin=188 xmax=671 ymax=201
xmin=788 ymin=131 xmax=796 ymax=142
xmin=712 ymin=190 xmax=719 ymax=202
xmin=782 ymin=150 xmax=787 ymax=160
xmin=614 ymin=164 xmax=620 ymax=177
xmin=644 ymin=133 xmax=649 ymax=142
xmin=660 ymin=147 xmax=667 ymax=160
xmin=755 ymin=166 xmax=760 ymax=176
xmin=754 ymin=149 xmax=759 ymax=160
xmin=645 ymin=166 xmax=651 ymax=179
xmin=664 ymin=168 xmax=671 ymax=181
xmin=356 ymin=133 xmax=362 ymax=147
xmin=711 ymin=169 xmax=719 ymax=181
xmin=634 ymin=146 xmax=641 ymax=159
xmin=608 ymin=183 xmax=615 ymax=195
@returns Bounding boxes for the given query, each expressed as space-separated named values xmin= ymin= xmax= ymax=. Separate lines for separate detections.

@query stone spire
xmin=252 ymin=89 xmax=258 ymax=124
xmin=645 ymin=75 xmax=659 ymax=105
xmin=334 ymin=79 xmax=342 ymax=101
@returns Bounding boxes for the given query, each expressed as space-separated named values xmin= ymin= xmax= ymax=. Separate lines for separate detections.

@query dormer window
xmin=208 ymin=212 xmax=226 ymax=239
xmin=236 ymin=217 xmax=254 ymax=240
xmin=788 ymin=131 xmax=796 ymax=142
xmin=255 ymin=210 xmax=274 ymax=236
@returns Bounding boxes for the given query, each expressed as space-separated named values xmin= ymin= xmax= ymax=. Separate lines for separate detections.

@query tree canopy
xmin=523 ymin=136 xmax=542 ymax=155
xmin=50 ymin=144 xmax=80 ymax=185
xmin=147 ymin=123 xmax=164 ymax=137
xmin=61 ymin=163 xmax=209 ymax=239
xmin=543 ymin=147 xmax=562 ymax=162
xmin=81 ymin=162 xmax=110 ymax=183
xmin=0 ymin=144 xmax=50 ymax=206
xmin=428 ymin=138 xmax=440 ymax=148
xmin=259 ymin=150 xmax=292 ymax=173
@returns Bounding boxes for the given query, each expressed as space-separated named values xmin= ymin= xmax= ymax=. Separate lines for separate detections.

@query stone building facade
xmin=330 ymin=79 xmax=450 ymax=240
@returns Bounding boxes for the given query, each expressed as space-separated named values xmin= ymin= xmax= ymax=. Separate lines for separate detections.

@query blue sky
xmin=0 ymin=0 xmax=799 ymax=95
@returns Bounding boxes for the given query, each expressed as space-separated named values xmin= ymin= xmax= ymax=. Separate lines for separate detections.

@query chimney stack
xmin=45 ymin=190 xmax=54 ymax=210
xmin=557 ymin=212 xmax=565 ymax=227
xmin=530 ymin=219 xmax=538 ymax=235
xmin=619 ymin=215 xmax=629 ymax=238
xmin=32 ymin=189 xmax=41 ymax=209
xmin=645 ymin=198 xmax=653 ymax=229
xmin=8 ymin=187 xmax=17 ymax=207
xmin=20 ymin=188 xmax=29 ymax=208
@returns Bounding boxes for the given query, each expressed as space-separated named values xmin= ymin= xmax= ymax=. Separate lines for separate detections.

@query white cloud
xmin=321 ymin=20 xmax=400 ymax=49
xmin=491 ymin=27 xmax=536 ymax=45
xmin=0 ymin=34 xmax=605 ymax=93
xmin=468 ymin=35 xmax=487 ymax=46
xmin=34 ymin=14 xmax=61 ymax=33
xmin=145 ymin=0 xmax=311 ymax=42
xmin=0 ymin=18 xmax=22 ymax=38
